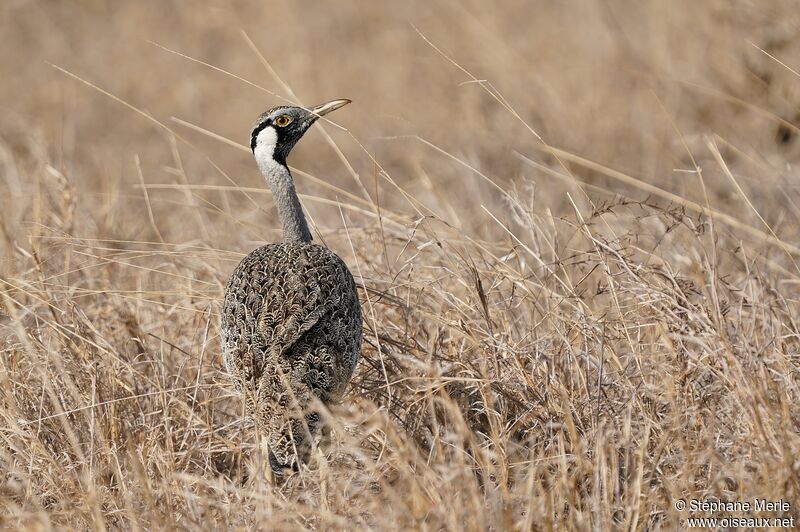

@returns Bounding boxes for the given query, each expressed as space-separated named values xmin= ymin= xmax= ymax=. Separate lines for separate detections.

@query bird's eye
xmin=275 ymin=115 xmax=292 ymax=127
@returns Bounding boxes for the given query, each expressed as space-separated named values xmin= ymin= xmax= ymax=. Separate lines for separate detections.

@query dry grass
xmin=2 ymin=1 xmax=800 ymax=529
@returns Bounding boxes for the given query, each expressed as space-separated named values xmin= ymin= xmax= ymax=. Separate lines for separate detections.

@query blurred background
xmin=3 ymin=0 xmax=800 ymax=244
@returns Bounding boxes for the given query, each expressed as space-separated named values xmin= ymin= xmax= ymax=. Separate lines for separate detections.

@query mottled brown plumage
xmin=220 ymin=100 xmax=361 ymax=474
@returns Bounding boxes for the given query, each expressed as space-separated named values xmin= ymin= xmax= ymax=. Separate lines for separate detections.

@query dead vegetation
xmin=1 ymin=1 xmax=799 ymax=529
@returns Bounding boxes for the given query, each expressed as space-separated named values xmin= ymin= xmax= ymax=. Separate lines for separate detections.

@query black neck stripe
xmin=250 ymin=120 xmax=270 ymax=152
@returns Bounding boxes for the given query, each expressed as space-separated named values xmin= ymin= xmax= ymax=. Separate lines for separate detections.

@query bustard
xmin=221 ymin=99 xmax=362 ymax=475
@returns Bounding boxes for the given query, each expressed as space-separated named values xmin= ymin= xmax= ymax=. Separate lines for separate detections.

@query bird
xmin=220 ymin=99 xmax=362 ymax=475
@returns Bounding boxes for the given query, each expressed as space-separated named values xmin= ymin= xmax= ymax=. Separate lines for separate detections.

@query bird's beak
xmin=307 ymin=99 xmax=351 ymax=118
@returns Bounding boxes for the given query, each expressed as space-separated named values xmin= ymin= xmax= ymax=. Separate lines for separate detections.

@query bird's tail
xmin=264 ymin=412 xmax=320 ymax=475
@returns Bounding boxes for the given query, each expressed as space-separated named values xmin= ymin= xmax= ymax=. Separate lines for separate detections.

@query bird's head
xmin=250 ymin=98 xmax=351 ymax=166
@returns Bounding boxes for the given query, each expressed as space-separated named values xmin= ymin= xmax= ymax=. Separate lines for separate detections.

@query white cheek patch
xmin=254 ymin=126 xmax=279 ymax=173
xmin=256 ymin=126 xmax=277 ymax=157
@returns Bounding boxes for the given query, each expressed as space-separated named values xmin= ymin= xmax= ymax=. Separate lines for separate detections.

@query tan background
xmin=2 ymin=1 xmax=799 ymax=529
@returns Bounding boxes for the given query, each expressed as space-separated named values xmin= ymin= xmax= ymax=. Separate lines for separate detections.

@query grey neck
xmin=258 ymin=159 xmax=313 ymax=243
